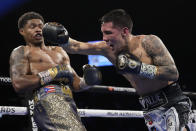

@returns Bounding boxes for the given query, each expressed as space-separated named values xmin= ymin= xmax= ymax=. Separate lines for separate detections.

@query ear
xmin=121 ymin=27 xmax=129 ymax=37
xmin=19 ymin=28 xmax=25 ymax=36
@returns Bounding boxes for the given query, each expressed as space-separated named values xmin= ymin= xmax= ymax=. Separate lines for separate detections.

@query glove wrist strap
xmin=139 ymin=63 xmax=157 ymax=79
xmin=59 ymin=38 xmax=70 ymax=49
xmin=38 ymin=71 xmax=53 ymax=85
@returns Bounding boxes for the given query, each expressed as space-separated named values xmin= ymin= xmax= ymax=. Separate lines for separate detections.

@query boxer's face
xmin=101 ymin=22 xmax=126 ymax=53
xmin=19 ymin=19 xmax=44 ymax=45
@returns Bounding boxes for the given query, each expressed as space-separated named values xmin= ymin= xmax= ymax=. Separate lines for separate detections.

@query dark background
xmin=0 ymin=0 xmax=195 ymax=130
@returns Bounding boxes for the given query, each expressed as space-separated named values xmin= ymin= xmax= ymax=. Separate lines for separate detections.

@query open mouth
xmin=34 ymin=33 xmax=42 ymax=39
xmin=109 ymin=44 xmax=115 ymax=51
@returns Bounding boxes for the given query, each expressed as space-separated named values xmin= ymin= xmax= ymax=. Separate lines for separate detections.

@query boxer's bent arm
xmin=58 ymin=47 xmax=88 ymax=92
xmin=9 ymin=46 xmax=40 ymax=93
xmin=62 ymin=38 xmax=108 ymax=55
xmin=70 ymin=68 xmax=86 ymax=92
xmin=70 ymin=66 xmax=102 ymax=92
xmin=142 ymin=35 xmax=179 ymax=81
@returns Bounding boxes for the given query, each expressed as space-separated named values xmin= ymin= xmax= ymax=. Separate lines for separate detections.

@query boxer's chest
xmin=128 ymin=36 xmax=153 ymax=64
xmin=29 ymin=49 xmax=63 ymax=63
xmin=27 ymin=49 xmax=65 ymax=74
xmin=131 ymin=47 xmax=152 ymax=64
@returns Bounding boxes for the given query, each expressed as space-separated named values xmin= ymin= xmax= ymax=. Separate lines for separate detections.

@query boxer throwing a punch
xmin=9 ymin=12 xmax=101 ymax=131
xmin=42 ymin=9 xmax=194 ymax=131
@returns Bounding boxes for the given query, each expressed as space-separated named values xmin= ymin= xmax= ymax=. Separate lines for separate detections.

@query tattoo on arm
xmin=10 ymin=46 xmax=28 ymax=78
xmin=67 ymin=39 xmax=107 ymax=55
xmin=141 ymin=35 xmax=178 ymax=81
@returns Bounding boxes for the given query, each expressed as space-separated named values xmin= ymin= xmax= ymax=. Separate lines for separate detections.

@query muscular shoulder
xmin=141 ymin=35 xmax=175 ymax=66
xmin=12 ymin=45 xmax=24 ymax=53
xmin=10 ymin=45 xmax=27 ymax=58
xmin=10 ymin=45 xmax=29 ymax=67
xmin=49 ymin=46 xmax=63 ymax=51
xmin=142 ymin=35 xmax=162 ymax=43
xmin=49 ymin=46 xmax=70 ymax=61
xmin=141 ymin=35 xmax=167 ymax=57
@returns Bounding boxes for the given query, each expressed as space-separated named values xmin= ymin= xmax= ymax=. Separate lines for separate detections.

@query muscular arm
xmin=42 ymin=22 xmax=108 ymax=55
xmin=62 ymin=38 xmax=108 ymax=55
xmin=58 ymin=47 xmax=87 ymax=92
xmin=142 ymin=35 xmax=179 ymax=81
xmin=9 ymin=46 xmax=41 ymax=94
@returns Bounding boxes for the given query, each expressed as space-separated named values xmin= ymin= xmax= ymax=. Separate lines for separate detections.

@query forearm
xmin=117 ymin=53 xmax=179 ymax=81
xmin=42 ymin=22 xmax=102 ymax=55
xmin=71 ymin=67 xmax=90 ymax=92
xmin=62 ymin=38 xmax=84 ymax=54
xmin=72 ymin=77 xmax=90 ymax=92
xmin=156 ymin=65 xmax=179 ymax=81
xmin=129 ymin=63 xmax=178 ymax=81
xmin=61 ymin=38 xmax=105 ymax=55
xmin=124 ymin=62 xmax=178 ymax=81
xmin=72 ymin=64 xmax=102 ymax=92
xmin=12 ymin=75 xmax=40 ymax=93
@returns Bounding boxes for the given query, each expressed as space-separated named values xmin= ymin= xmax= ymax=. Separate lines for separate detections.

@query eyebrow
xmin=29 ymin=22 xmax=43 ymax=27
xmin=103 ymin=30 xmax=112 ymax=34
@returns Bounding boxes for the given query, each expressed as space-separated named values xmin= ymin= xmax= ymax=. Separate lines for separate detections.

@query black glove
xmin=42 ymin=22 xmax=69 ymax=44
xmin=117 ymin=53 xmax=141 ymax=74
xmin=83 ymin=64 xmax=102 ymax=85
xmin=117 ymin=53 xmax=158 ymax=79
xmin=38 ymin=65 xmax=73 ymax=85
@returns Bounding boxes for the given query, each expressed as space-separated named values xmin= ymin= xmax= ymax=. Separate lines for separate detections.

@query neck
xmin=27 ymin=41 xmax=46 ymax=49
xmin=127 ymin=34 xmax=138 ymax=52
xmin=126 ymin=34 xmax=133 ymax=42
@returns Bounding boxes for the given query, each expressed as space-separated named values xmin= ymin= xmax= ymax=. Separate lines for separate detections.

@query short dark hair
xmin=18 ymin=11 xmax=44 ymax=29
xmin=100 ymin=9 xmax=133 ymax=32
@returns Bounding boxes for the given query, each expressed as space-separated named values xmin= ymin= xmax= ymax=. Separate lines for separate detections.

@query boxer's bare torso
xmin=10 ymin=19 xmax=80 ymax=93
xmin=67 ymin=34 xmax=178 ymax=96
xmin=10 ymin=44 xmax=80 ymax=92
xmin=20 ymin=45 xmax=69 ymax=75
xmin=103 ymin=35 xmax=174 ymax=96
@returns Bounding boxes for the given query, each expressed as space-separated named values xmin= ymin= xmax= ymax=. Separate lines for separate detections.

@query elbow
xmin=157 ymin=65 xmax=179 ymax=81
xmin=12 ymin=81 xmax=25 ymax=94
xmin=170 ymin=67 xmax=179 ymax=82
xmin=12 ymin=84 xmax=21 ymax=93
xmin=173 ymin=69 xmax=179 ymax=81
xmin=166 ymin=65 xmax=179 ymax=82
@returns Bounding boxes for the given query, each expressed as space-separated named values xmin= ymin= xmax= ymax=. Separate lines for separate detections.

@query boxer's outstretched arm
xmin=42 ymin=22 xmax=108 ymax=55
xmin=9 ymin=46 xmax=40 ymax=93
xmin=63 ymin=38 xmax=108 ymax=55
xmin=142 ymin=35 xmax=179 ymax=81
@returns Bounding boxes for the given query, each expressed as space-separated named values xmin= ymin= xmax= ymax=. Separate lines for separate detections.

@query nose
xmin=103 ymin=35 xmax=109 ymax=42
xmin=35 ymin=26 xmax=42 ymax=32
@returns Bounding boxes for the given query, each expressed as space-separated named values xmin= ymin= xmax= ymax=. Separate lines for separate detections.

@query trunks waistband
xmin=139 ymin=82 xmax=188 ymax=111
xmin=33 ymin=83 xmax=73 ymax=104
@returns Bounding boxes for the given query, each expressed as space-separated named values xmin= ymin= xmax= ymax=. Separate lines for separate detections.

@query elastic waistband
xmin=33 ymin=84 xmax=73 ymax=103
xmin=139 ymin=82 xmax=188 ymax=111
xmin=142 ymin=82 xmax=182 ymax=98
